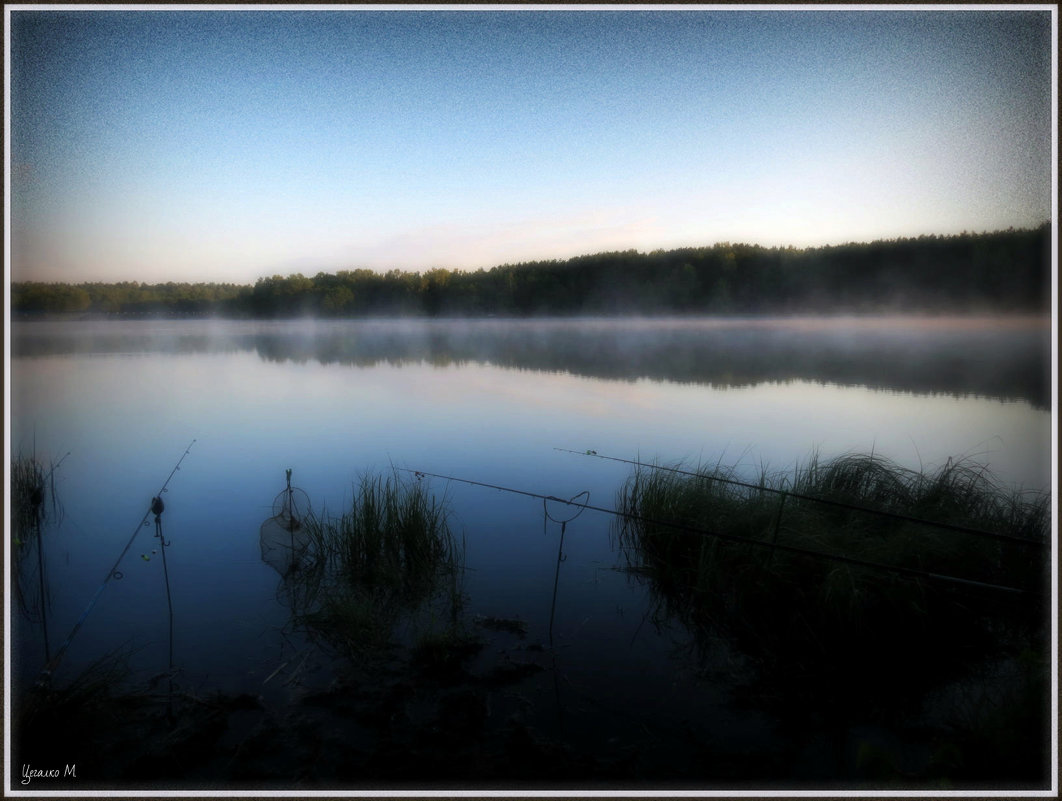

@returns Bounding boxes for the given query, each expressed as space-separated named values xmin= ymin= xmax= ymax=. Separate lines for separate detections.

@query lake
xmin=7 ymin=315 xmax=1054 ymax=789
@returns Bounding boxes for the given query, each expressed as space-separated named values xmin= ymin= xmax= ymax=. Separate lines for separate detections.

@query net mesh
xmin=261 ymin=485 xmax=312 ymax=576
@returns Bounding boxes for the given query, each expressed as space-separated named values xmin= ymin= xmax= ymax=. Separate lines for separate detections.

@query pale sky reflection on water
xmin=12 ymin=349 xmax=1049 ymax=504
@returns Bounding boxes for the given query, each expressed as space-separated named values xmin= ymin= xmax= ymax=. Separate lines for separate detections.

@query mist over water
xmin=11 ymin=314 xmax=1052 ymax=408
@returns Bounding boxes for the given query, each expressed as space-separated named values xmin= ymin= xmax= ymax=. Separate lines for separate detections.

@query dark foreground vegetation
xmin=616 ymin=452 xmax=1051 ymax=787
xmin=12 ymin=455 xmax=1053 ymax=789
xmin=12 ymin=224 xmax=1050 ymax=317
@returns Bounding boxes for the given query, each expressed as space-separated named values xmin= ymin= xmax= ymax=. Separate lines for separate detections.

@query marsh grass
xmin=289 ymin=471 xmax=463 ymax=660
xmin=615 ymin=452 xmax=1050 ymax=722
xmin=11 ymin=453 xmax=63 ymax=544
xmin=10 ymin=453 xmax=64 ymax=618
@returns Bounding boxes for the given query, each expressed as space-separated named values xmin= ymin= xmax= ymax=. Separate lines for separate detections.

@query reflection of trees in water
xmin=12 ymin=318 xmax=1050 ymax=408
xmin=249 ymin=321 xmax=1052 ymax=410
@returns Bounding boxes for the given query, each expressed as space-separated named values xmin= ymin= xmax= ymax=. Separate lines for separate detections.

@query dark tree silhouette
xmin=10 ymin=224 xmax=1050 ymax=318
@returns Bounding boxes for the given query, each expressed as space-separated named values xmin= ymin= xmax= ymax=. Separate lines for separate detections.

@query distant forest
xmin=11 ymin=224 xmax=1051 ymax=318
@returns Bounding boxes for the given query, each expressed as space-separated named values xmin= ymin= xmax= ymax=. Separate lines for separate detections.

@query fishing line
xmin=403 ymin=467 xmax=1040 ymax=598
xmin=554 ymin=448 xmax=1045 ymax=548
xmin=39 ymin=439 xmax=196 ymax=685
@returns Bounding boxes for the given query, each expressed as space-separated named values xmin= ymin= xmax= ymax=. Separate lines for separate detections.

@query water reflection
xmin=11 ymin=316 xmax=1051 ymax=409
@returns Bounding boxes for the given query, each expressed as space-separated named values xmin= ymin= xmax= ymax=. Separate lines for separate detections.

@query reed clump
xmin=292 ymin=471 xmax=462 ymax=658
xmin=615 ymin=451 xmax=1050 ymax=722
xmin=11 ymin=454 xmax=62 ymax=545
xmin=11 ymin=453 xmax=64 ymax=618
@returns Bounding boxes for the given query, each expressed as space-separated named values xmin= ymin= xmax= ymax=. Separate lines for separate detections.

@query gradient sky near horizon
xmin=6 ymin=6 xmax=1055 ymax=284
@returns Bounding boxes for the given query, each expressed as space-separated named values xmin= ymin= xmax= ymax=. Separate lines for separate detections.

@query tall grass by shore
xmin=614 ymin=451 xmax=1050 ymax=724
xmin=11 ymin=453 xmax=65 ymax=619
xmin=289 ymin=471 xmax=463 ymax=658
xmin=11 ymin=453 xmax=63 ymax=540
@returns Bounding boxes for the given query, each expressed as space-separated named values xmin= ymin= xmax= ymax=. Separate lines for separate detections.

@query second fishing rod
xmin=40 ymin=440 xmax=196 ymax=687
xmin=554 ymin=447 xmax=1046 ymax=548
xmin=402 ymin=466 xmax=1040 ymax=598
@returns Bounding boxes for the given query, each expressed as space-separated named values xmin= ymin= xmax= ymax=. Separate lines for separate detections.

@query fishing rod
xmin=39 ymin=440 xmax=196 ymax=685
xmin=407 ymin=468 xmax=596 ymax=645
xmin=403 ymin=467 xmax=1041 ymax=598
xmin=406 ymin=468 xmax=593 ymax=511
xmin=554 ymin=448 xmax=1045 ymax=548
xmin=152 ymin=496 xmax=175 ymax=720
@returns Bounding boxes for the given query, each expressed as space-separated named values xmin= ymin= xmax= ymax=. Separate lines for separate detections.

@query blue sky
xmin=6 ymin=7 xmax=1055 ymax=284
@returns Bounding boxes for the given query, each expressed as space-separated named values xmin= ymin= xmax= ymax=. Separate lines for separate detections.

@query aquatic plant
xmin=290 ymin=471 xmax=462 ymax=659
xmin=614 ymin=451 xmax=1050 ymax=724
xmin=299 ymin=585 xmax=401 ymax=657
xmin=10 ymin=453 xmax=63 ymax=546
xmin=10 ymin=453 xmax=66 ymax=631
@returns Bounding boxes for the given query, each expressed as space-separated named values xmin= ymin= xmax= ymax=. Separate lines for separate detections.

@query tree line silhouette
xmin=11 ymin=224 xmax=1050 ymax=317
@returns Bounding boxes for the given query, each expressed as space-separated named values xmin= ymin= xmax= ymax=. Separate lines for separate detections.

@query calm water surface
xmin=7 ymin=315 xmax=1053 ymax=780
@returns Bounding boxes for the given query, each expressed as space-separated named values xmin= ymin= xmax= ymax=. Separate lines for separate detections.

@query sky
xmin=5 ymin=5 xmax=1056 ymax=285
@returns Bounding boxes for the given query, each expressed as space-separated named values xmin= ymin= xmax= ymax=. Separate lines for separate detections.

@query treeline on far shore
xmin=11 ymin=224 xmax=1051 ymax=318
